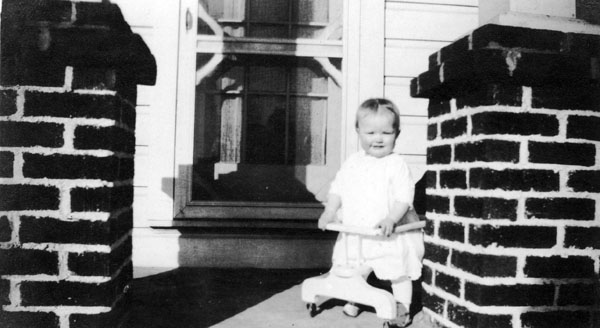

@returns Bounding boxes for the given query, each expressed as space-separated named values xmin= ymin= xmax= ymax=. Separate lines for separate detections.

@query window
xmin=174 ymin=0 xmax=344 ymax=220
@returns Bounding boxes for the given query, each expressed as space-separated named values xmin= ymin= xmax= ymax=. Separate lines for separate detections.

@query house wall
xmin=384 ymin=0 xmax=479 ymax=179
xmin=125 ymin=0 xmax=481 ymax=271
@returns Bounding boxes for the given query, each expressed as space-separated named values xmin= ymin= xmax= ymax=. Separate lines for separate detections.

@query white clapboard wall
xmin=114 ymin=0 xmax=479 ymax=228
xmin=384 ymin=0 xmax=478 ymax=180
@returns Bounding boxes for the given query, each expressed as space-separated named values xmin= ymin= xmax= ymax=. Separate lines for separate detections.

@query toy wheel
xmin=306 ymin=303 xmax=319 ymax=317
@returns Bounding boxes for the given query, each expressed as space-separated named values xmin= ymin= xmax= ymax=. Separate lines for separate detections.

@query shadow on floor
xmin=126 ymin=267 xmax=326 ymax=328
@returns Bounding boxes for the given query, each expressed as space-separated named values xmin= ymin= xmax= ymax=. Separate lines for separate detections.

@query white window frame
xmin=159 ymin=0 xmax=384 ymax=227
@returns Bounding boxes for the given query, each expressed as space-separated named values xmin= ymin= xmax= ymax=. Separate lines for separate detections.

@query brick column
xmin=0 ymin=1 xmax=155 ymax=328
xmin=411 ymin=24 xmax=600 ymax=328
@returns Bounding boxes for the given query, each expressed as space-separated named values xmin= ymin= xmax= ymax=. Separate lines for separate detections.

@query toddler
xmin=318 ymin=98 xmax=424 ymax=328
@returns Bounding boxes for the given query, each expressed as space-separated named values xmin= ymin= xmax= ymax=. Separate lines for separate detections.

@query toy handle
xmin=325 ymin=221 xmax=425 ymax=236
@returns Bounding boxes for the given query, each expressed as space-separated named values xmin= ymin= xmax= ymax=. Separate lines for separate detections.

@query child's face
xmin=356 ymin=110 xmax=397 ymax=158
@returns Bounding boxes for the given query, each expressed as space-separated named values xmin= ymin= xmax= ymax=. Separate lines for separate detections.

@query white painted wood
xmin=395 ymin=115 xmax=428 ymax=156
xmin=386 ymin=2 xmax=478 ymax=41
xmin=342 ymin=0 xmax=385 ymax=160
xmin=385 ymin=39 xmax=449 ymax=77
xmin=173 ymin=0 xmax=200 ymax=218
xmin=384 ymin=77 xmax=429 ymax=117
xmin=122 ymin=0 xmax=182 ymax=227
xmin=387 ymin=0 xmax=477 ymax=6
xmin=196 ymin=37 xmax=343 ymax=57
xmin=479 ymin=0 xmax=576 ymax=25
xmin=486 ymin=11 xmax=600 ymax=34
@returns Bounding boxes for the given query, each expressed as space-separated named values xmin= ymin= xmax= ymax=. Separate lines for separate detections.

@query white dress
xmin=329 ymin=151 xmax=424 ymax=281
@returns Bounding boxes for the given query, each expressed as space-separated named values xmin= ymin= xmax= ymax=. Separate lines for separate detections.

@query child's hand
xmin=376 ymin=218 xmax=396 ymax=237
xmin=318 ymin=211 xmax=336 ymax=230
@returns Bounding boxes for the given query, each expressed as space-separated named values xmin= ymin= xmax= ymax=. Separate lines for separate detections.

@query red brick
xmin=0 ymin=311 xmax=59 ymax=328
xmin=68 ymin=237 xmax=131 ymax=276
xmin=565 ymin=227 xmax=600 ymax=249
xmin=72 ymin=67 xmax=116 ymax=90
xmin=455 ymin=83 xmax=522 ymax=109
xmin=435 ymin=271 xmax=460 ymax=296
xmin=24 ymin=91 xmax=121 ymax=120
xmin=427 ymin=98 xmax=451 ymax=118
xmin=470 ymin=168 xmax=559 ymax=192
xmin=70 ymin=186 xmax=133 ymax=212
xmin=521 ymin=311 xmax=591 ymax=328
xmin=74 ymin=2 xmax=127 ymax=28
xmin=451 ymin=250 xmax=517 ymax=277
xmin=0 ymin=121 xmax=64 ymax=148
xmin=454 ymin=196 xmax=517 ymax=220
xmin=427 ymin=124 xmax=437 ymax=141
xmin=422 ymin=265 xmax=433 ymax=285
xmin=21 ymin=263 xmax=131 ymax=306
xmin=524 ymin=256 xmax=595 ymax=279
xmin=74 ymin=125 xmax=135 ymax=153
xmin=70 ymin=295 xmax=130 ymax=328
xmin=455 ymin=140 xmax=520 ymax=163
xmin=0 ymin=89 xmax=17 ymax=116
xmin=426 ymin=195 xmax=449 ymax=214
xmin=531 ymin=85 xmax=600 ymax=110
xmin=439 ymin=170 xmax=466 ymax=189
xmin=424 ymin=242 xmax=449 ymax=265
xmin=423 ymin=219 xmax=434 ymax=236
xmin=425 ymin=170 xmax=436 ymax=189
xmin=465 ymin=282 xmax=554 ymax=306
xmin=427 ymin=145 xmax=451 ymax=164
xmin=568 ymin=171 xmax=600 ymax=193
xmin=0 ymin=278 xmax=9 ymax=305
xmin=0 ymin=216 xmax=11 ymax=242
xmin=23 ymin=153 xmax=133 ymax=181
xmin=0 ymin=152 xmax=14 ymax=177
xmin=568 ymin=115 xmax=600 ymax=142
xmin=471 ymin=24 xmax=564 ymax=52
xmin=447 ymin=302 xmax=512 ymax=328
xmin=0 ymin=248 xmax=58 ymax=275
xmin=0 ymin=185 xmax=60 ymax=211
xmin=526 ymin=197 xmax=595 ymax=221
xmin=558 ymin=283 xmax=598 ymax=306
xmin=422 ymin=289 xmax=445 ymax=315
xmin=441 ymin=117 xmax=467 ymax=139
xmin=471 ymin=112 xmax=559 ymax=136
xmin=529 ymin=141 xmax=595 ymax=166
xmin=20 ymin=217 xmax=112 ymax=245
xmin=438 ymin=221 xmax=464 ymax=242
xmin=469 ymin=225 xmax=556 ymax=249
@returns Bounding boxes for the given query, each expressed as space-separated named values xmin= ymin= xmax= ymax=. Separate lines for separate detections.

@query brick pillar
xmin=411 ymin=24 xmax=600 ymax=328
xmin=0 ymin=1 xmax=155 ymax=328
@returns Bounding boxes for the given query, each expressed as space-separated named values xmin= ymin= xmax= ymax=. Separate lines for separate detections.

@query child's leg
xmin=390 ymin=277 xmax=412 ymax=307
xmin=389 ymin=277 xmax=412 ymax=327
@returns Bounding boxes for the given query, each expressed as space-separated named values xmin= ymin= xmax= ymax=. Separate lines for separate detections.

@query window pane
xmin=246 ymin=95 xmax=287 ymax=164
xmin=289 ymin=65 xmax=327 ymax=94
xmin=198 ymin=0 xmax=343 ymax=39
xmin=292 ymin=0 xmax=329 ymax=23
xmin=249 ymin=0 xmax=288 ymax=23
xmin=248 ymin=65 xmax=286 ymax=93
xmin=290 ymin=96 xmax=326 ymax=165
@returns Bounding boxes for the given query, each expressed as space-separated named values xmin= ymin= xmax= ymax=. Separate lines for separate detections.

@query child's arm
xmin=318 ymin=194 xmax=342 ymax=230
xmin=376 ymin=201 xmax=410 ymax=237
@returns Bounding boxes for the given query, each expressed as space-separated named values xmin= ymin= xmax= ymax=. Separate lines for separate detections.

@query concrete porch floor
xmin=126 ymin=267 xmax=438 ymax=328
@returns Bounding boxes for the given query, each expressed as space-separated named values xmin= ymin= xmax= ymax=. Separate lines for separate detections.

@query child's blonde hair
xmin=355 ymin=98 xmax=401 ymax=135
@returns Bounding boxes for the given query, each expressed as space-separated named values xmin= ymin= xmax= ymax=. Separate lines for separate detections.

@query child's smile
xmin=356 ymin=111 xmax=398 ymax=158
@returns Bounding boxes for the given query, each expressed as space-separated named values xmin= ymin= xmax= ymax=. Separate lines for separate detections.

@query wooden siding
xmin=113 ymin=0 xmax=180 ymax=227
xmin=384 ymin=0 xmax=478 ymax=179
